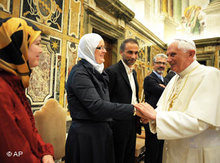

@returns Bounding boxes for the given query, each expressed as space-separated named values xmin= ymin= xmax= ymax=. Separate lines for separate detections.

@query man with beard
xmin=143 ymin=53 xmax=168 ymax=163
xmin=105 ymin=38 xmax=141 ymax=163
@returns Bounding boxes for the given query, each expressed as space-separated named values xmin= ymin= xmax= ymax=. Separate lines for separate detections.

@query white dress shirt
xmin=121 ymin=60 xmax=138 ymax=104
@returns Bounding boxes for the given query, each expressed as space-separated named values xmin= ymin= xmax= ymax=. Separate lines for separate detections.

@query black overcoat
xmin=65 ymin=59 xmax=134 ymax=163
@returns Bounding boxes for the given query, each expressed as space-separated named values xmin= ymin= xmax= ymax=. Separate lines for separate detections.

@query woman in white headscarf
xmin=65 ymin=33 xmax=137 ymax=163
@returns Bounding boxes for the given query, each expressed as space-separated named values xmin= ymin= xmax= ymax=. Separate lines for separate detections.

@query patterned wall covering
xmin=0 ymin=0 xmax=13 ymax=13
xmin=68 ymin=0 xmax=81 ymax=38
xmin=55 ymin=54 xmax=61 ymax=101
xmin=0 ymin=0 xmax=84 ymax=108
xmin=135 ymin=36 xmax=146 ymax=63
xmin=21 ymin=0 xmax=64 ymax=31
xmin=26 ymin=36 xmax=61 ymax=108
xmin=66 ymin=41 xmax=78 ymax=77
xmin=62 ymin=41 xmax=79 ymax=108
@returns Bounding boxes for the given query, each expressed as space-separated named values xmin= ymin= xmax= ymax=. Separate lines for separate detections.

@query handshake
xmin=134 ymin=103 xmax=157 ymax=124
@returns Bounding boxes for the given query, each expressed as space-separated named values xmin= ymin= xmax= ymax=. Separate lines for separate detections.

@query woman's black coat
xmin=66 ymin=59 xmax=134 ymax=121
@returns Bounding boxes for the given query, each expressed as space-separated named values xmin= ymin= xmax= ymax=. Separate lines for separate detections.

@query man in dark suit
xmin=165 ymin=68 xmax=176 ymax=82
xmin=105 ymin=38 xmax=141 ymax=163
xmin=143 ymin=53 xmax=168 ymax=163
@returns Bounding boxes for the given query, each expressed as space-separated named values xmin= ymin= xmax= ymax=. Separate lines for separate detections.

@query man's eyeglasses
xmin=155 ymin=61 xmax=167 ymax=65
xmin=96 ymin=46 xmax=106 ymax=50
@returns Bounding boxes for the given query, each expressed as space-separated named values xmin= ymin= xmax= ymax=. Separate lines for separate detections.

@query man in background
xmin=165 ymin=67 xmax=176 ymax=82
xmin=105 ymin=38 xmax=141 ymax=163
xmin=143 ymin=53 xmax=168 ymax=163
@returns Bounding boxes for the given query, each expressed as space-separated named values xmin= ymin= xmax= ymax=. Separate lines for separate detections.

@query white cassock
xmin=150 ymin=60 xmax=220 ymax=163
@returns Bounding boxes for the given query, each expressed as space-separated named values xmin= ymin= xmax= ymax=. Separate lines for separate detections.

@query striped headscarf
xmin=0 ymin=17 xmax=41 ymax=88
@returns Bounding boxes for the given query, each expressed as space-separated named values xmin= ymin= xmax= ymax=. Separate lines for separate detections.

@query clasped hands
xmin=134 ymin=102 xmax=157 ymax=124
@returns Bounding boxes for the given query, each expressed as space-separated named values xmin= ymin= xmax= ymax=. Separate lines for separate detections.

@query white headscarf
xmin=78 ymin=33 xmax=104 ymax=73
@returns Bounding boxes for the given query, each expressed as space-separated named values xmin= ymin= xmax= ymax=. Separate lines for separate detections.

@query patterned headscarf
xmin=78 ymin=33 xmax=104 ymax=73
xmin=0 ymin=17 xmax=41 ymax=88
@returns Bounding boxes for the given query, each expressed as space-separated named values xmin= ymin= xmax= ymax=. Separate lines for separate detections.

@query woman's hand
xmin=42 ymin=155 xmax=54 ymax=163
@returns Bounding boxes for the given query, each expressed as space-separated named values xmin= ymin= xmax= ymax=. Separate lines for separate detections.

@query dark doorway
xmin=92 ymin=29 xmax=117 ymax=68
xmin=198 ymin=60 xmax=206 ymax=65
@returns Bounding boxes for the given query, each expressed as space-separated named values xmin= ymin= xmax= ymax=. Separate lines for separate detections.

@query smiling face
xmin=166 ymin=42 xmax=195 ymax=73
xmin=94 ymin=40 xmax=106 ymax=64
xmin=28 ymin=35 xmax=42 ymax=68
xmin=120 ymin=42 xmax=139 ymax=67
xmin=153 ymin=57 xmax=167 ymax=75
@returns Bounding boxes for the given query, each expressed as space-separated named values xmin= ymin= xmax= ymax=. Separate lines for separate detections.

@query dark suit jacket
xmin=144 ymin=72 xmax=168 ymax=108
xmin=143 ymin=72 xmax=168 ymax=163
xmin=165 ymin=70 xmax=176 ymax=82
xmin=105 ymin=60 xmax=141 ymax=134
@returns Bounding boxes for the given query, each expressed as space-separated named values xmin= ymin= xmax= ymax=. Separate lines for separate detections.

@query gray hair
xmin=168 ymin=38 xmax=197 ymax=60
xmin=153 ymin=53 xmax=167 ymax=63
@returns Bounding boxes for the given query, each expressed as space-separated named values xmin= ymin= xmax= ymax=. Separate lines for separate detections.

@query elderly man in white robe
xmin=135 ymin=38 xmax=220 ymax=163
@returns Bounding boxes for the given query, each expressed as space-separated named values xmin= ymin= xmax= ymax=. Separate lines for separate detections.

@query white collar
xmin=178 ymin=60 xmax=200 ymax=78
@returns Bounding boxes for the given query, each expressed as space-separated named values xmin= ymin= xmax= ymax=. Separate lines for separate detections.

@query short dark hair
xmin=120 ymin=38 xmax=139 ymax=52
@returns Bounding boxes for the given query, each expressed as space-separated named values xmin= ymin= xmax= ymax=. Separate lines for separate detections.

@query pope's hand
xmin=140 ymin=117 xmax=150 ymax=124
xmin=134 ymin=103 xmax=156 ymax=120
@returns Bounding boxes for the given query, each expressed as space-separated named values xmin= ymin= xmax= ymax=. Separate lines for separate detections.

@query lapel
xmin=133 ymin=70 xmax=139 ymax=101
xmin=118 ymin=61 xmax=130 ymax=87
xmin=151 ymin=72 xmax=164 ymax=83
xmin=133 ymin=70 xmax=139 ymax=91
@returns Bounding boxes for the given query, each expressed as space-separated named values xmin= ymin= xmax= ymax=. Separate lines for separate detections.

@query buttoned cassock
xmin=150 ymin=61 xmax=220 ymax=163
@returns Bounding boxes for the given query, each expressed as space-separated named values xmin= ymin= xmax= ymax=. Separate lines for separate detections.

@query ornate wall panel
xmin=17 ymin=0 xmax=83 ymax=108
xmin=68 ymin=0 xmax=82 ymax=38
xmin=0 ymin=0 xmax=13 ymax=13
xmin=194 ymin=37 xmax=220 ymax=69
xmin=55 ymin=54 xmax=61 ymax=101
xmin=26 ymin=36 xmax=61 ymax=108
xmin=62 ymin=41 xmax=78 ymax=108
xmin=66 ymin=41 xmax=78 ymax=77
xmin=20 ymin=0 xmax=64 ymax=31
xmin=58 ymin=0 xmax=83 ymax=107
